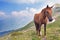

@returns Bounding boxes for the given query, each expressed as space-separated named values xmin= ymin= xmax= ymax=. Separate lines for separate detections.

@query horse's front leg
xmin=44 ymin=23 xmax=46 ymax=36
xmin=38 ymin=24 xmax=42 ymax=36
xmin=38 ymin=26 xmax=41 ymax=36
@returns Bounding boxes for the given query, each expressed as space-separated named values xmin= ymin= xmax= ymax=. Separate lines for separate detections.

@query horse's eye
xmin=45 ymin=11 xmax=49 ymax=15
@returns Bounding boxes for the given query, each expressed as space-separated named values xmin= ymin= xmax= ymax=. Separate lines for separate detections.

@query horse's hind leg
xmin=35 ymin=24 xmax=39 ymax=36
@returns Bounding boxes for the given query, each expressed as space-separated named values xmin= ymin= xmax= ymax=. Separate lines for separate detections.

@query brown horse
xmin=34 ymin=5 xmax=53 ymax=36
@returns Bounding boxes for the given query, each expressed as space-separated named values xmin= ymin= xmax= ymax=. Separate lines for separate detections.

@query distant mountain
xmin=55 ymin=4 xmax=60 ymax=7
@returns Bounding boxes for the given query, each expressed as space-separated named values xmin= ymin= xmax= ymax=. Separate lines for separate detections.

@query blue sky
xmin=0 ymin=0 xmax=60 ymax=32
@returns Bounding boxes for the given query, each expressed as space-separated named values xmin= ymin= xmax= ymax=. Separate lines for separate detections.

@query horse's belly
xmin=34 ymin=19 xmax=47 ymax=24
xmin=34 ymin=17 xmax=39 ymax=24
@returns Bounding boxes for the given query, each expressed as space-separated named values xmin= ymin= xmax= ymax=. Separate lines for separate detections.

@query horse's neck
xmin=39 ymin=10 xmax=46 ymax=20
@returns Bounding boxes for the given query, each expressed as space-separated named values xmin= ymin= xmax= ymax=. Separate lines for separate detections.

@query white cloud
xmin=29 ymin=8 xmax=37 ymax=13
xmin=11 ymin=10 xmax=31 ymax=17
xmin=0 ymin=11 xmax=6 ymax=16
xmin=11 ymin=7 xmax=38 ymax=18
xmin=53 ymin=0 xmax=60 ymax=4
xmin=0 ymin=11 xmax=12 ymax=19
xmin=0 ymin=11 xmax=9 ymax=20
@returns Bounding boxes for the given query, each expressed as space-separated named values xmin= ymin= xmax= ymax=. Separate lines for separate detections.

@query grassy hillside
xmin=17 ymin=21 xmax=34 ymax=31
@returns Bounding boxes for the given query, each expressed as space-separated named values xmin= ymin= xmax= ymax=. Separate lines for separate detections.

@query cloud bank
xmin=0 ymin=7 xmax=38 ymax=20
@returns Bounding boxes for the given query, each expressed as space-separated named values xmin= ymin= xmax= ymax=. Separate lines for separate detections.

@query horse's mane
xmin=41 ymin=8 xmax=46 ymax=14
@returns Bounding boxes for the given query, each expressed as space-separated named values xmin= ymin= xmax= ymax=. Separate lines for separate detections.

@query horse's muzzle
xmin=49 ymin=19 xmax=53 ymax=22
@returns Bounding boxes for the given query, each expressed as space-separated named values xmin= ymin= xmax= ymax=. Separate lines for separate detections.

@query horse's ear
xmin=51 ymin=5 xmax=54 ymax=8
xmin=46 ymin=5 xmax=49 ymax=8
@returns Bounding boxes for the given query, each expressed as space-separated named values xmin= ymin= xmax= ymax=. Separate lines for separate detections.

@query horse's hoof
xmin=42 ymin=37 xmax=46 ymax=40
xmin=38 ymin=36 xmax=40 ymax=38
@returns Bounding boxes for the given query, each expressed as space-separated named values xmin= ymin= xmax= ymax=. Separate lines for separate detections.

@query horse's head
xmin=45 ymin=5 xmax=53 ymax=22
